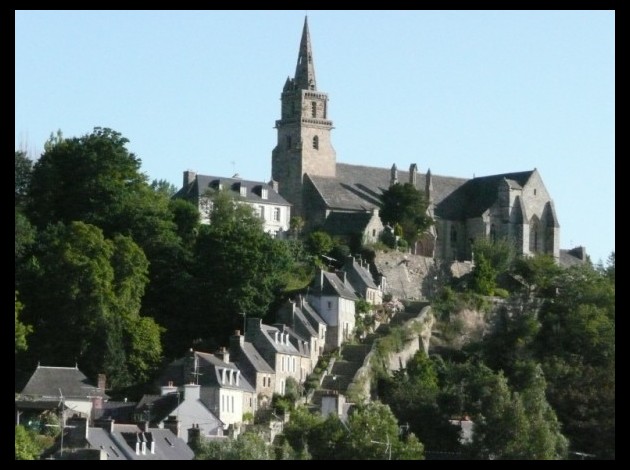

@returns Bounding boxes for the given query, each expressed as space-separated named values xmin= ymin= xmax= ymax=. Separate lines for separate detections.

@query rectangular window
xmin=231 ymin=396 xmax=234 ymax=413
xmin=259 ymin=205 xmax=265 ymax=220
xmin=274 ymin=207 xmax=281 ymax=221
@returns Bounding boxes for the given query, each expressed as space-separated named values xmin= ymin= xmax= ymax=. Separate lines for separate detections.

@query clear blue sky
xmin=15 ymin=10 xmax=614 ymax=264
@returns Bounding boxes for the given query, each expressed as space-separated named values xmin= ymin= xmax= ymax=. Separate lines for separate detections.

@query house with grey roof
xmin=157 ymin=350 xmax=256 ymax=430
xmin=307 ymin=269 xmax=359 ymax=350
xmin=245 ymin=317 xmax=309 ymax=395
xmin=276 ymin=296 xmax=327 ymax=366
xmin=174 ymin=172 xmax=291 ymax=238
xmin=273 ymin=323 xmax=314 ymax=385
xmin=65 ymin=418 xmax=194 ymax=460
xmin=136 ymin=383 xmax=224 ymax=441
xmin=16 ymin=365 xmax=108 ymax=426
xmin=271 ymin=17 xmax=563 ymax=262
xmin=342 ymin=255 xmax=383 ymax=306
xmin=229 ymin=330 xmax=276 ymax=408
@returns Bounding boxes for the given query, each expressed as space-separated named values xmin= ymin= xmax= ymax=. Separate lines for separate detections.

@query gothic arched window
xmin=313 ymin=135 xmax=319 ymax=150
xmin=311 ymin=101 xmax=317 ymax=118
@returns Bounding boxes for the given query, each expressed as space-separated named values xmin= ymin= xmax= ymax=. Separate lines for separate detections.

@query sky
xmin=15 ymin=10 xmax=614 ymax=264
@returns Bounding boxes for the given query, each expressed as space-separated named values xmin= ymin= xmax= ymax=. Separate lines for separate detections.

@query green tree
xmin=192 ymin=190 xmax=293 ymax=345
xmin=470 ymin=253 xmax=496 ymax=295
xmin=194 ymin=431 xmax=272 ymax=460
xmin=15 ymin=292 xmax=32 ymax=353
xmin=18 ymin=222 xmax=162 ymax=388
xmin=27 ymin=127 xmax=146 ymax=231
xmin=15 ymin=150 xmax=32 ymax=209
xmin=305 ymin=230 xmax=334 ymax=259
xmin=379 ymin=183 xmax=433 ymax=245
xmin=15 ymin=425 xmax=41 ymax=460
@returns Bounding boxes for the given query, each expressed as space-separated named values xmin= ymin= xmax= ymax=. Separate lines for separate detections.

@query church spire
xmin=294 ymin=16 xmax=317 ymax=91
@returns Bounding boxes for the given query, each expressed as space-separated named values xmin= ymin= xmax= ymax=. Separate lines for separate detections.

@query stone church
xmin=271 ymin=18 xmax=561 ymax=262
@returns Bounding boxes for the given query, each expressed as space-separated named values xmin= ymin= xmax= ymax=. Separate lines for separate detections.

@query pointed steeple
xmin=294 ymin=16 xmax=317 ymax=91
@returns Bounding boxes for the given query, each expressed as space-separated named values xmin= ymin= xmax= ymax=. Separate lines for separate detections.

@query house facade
xmin=245 ymin=317 xmax=308 ymax=395
xmin=174 ymin=172 xmax=291 ymax=238
xmin=307 ymin=270 xmax=358 ymax=350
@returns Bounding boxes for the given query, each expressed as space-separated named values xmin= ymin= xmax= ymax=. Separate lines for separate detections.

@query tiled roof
xmin=135 ymin=394 xmax=179 ymax=423
xmin=19 ymin=366 xmax=108 ymax=400
xmin=176 ymin=174 xmax=290 ymax=206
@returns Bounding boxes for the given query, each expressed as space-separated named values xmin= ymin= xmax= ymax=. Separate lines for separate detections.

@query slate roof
xmin=19 ymin=366 xmax=108 ymax=400
xmin=274 ymin=324 xmax=311 ymax=357
xmin=301 ymin=301 xmax=326 ymax=327
xmin=559 ymin=249 xmax=588 ymax=268
xmin=307 ymin=163 xmax=536 ymax=222
xmin=86 ymin=428 xmax=194 ymax=460
xmin=93 ymin=401 xmax=137 ymax=422
xmin=307 ymin=163 xmax=468 ymax=212
xmin=135 ymin=394 xmax=179 ymax=424
xmin=158 ymin=351 xmax=255 ymax=394
xmin=259 ymin=324 xmax=305 ymax=356
xmin=320 ymin=271 xmax=359 ymax=301
xmin=436 ymin=171 xmax=533 ymax=220
xmin=291 ymin=306 xmax=319 ymax=338
xmin=175 ymin=174 xmax=290 ymax=206
xmin=344 ymin=256 xmax=378 ymax=290
xmin=237 ymin=341 xmax=275 ymax=374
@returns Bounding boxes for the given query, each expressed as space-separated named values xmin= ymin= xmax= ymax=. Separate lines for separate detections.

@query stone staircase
xmin=309 ymin=303 xmax=431 ymax=407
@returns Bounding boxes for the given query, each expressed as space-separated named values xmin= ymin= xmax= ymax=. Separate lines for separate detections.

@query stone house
xmin=245 ymin=317 xmax=308 ymax=395
xmin=16 ymin=365 xmax=108 ymax=426
xmin=229 ymin=330 xmax=276 ymax=409
xmin=342 ymin=255 xmax=383 ymax=306
xmin=307 ymin=269 xmax=358 ymax=350
xmin=156 ymin=350 xmax=256 ymax=430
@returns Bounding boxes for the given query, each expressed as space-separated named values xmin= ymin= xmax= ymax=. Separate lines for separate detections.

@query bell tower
xmin=271 ymin=17 xmax=336 ymax=217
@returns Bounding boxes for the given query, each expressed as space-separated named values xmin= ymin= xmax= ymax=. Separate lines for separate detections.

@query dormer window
xmin=239 ymin=185 xmax=247 ymax=197
xmin=261 ymin=187 xmax=269 ymax=200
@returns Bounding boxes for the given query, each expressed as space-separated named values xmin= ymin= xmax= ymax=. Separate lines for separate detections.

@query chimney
xmin=425 ymin=168 xmax=433 ymax=202
xmin=164 ymin=416 xmax=180 ymax=438
xmin=161 ymin=381 xmax=178 ymax=396
xmin=409 ymin=163 xmax=418 ymax=185
xmin=92 ymin=395 xmax=103 ymax=410
xmin=390 ymin=163 xmax=398 ymax=187
xmin=230 ymin=330 xmax=244 ymax=354
xmin=246 ymin=317 xmax=262 ymax=337
xmin=183 ymin=170 xmax=196 ymax=187
xmin=97 ymin=373 xmax=107 ymax=392
xmin=217 ymin=347 xmax=230 ymax=364
xmin=269 ymin=180 xmax=279 ymax=192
